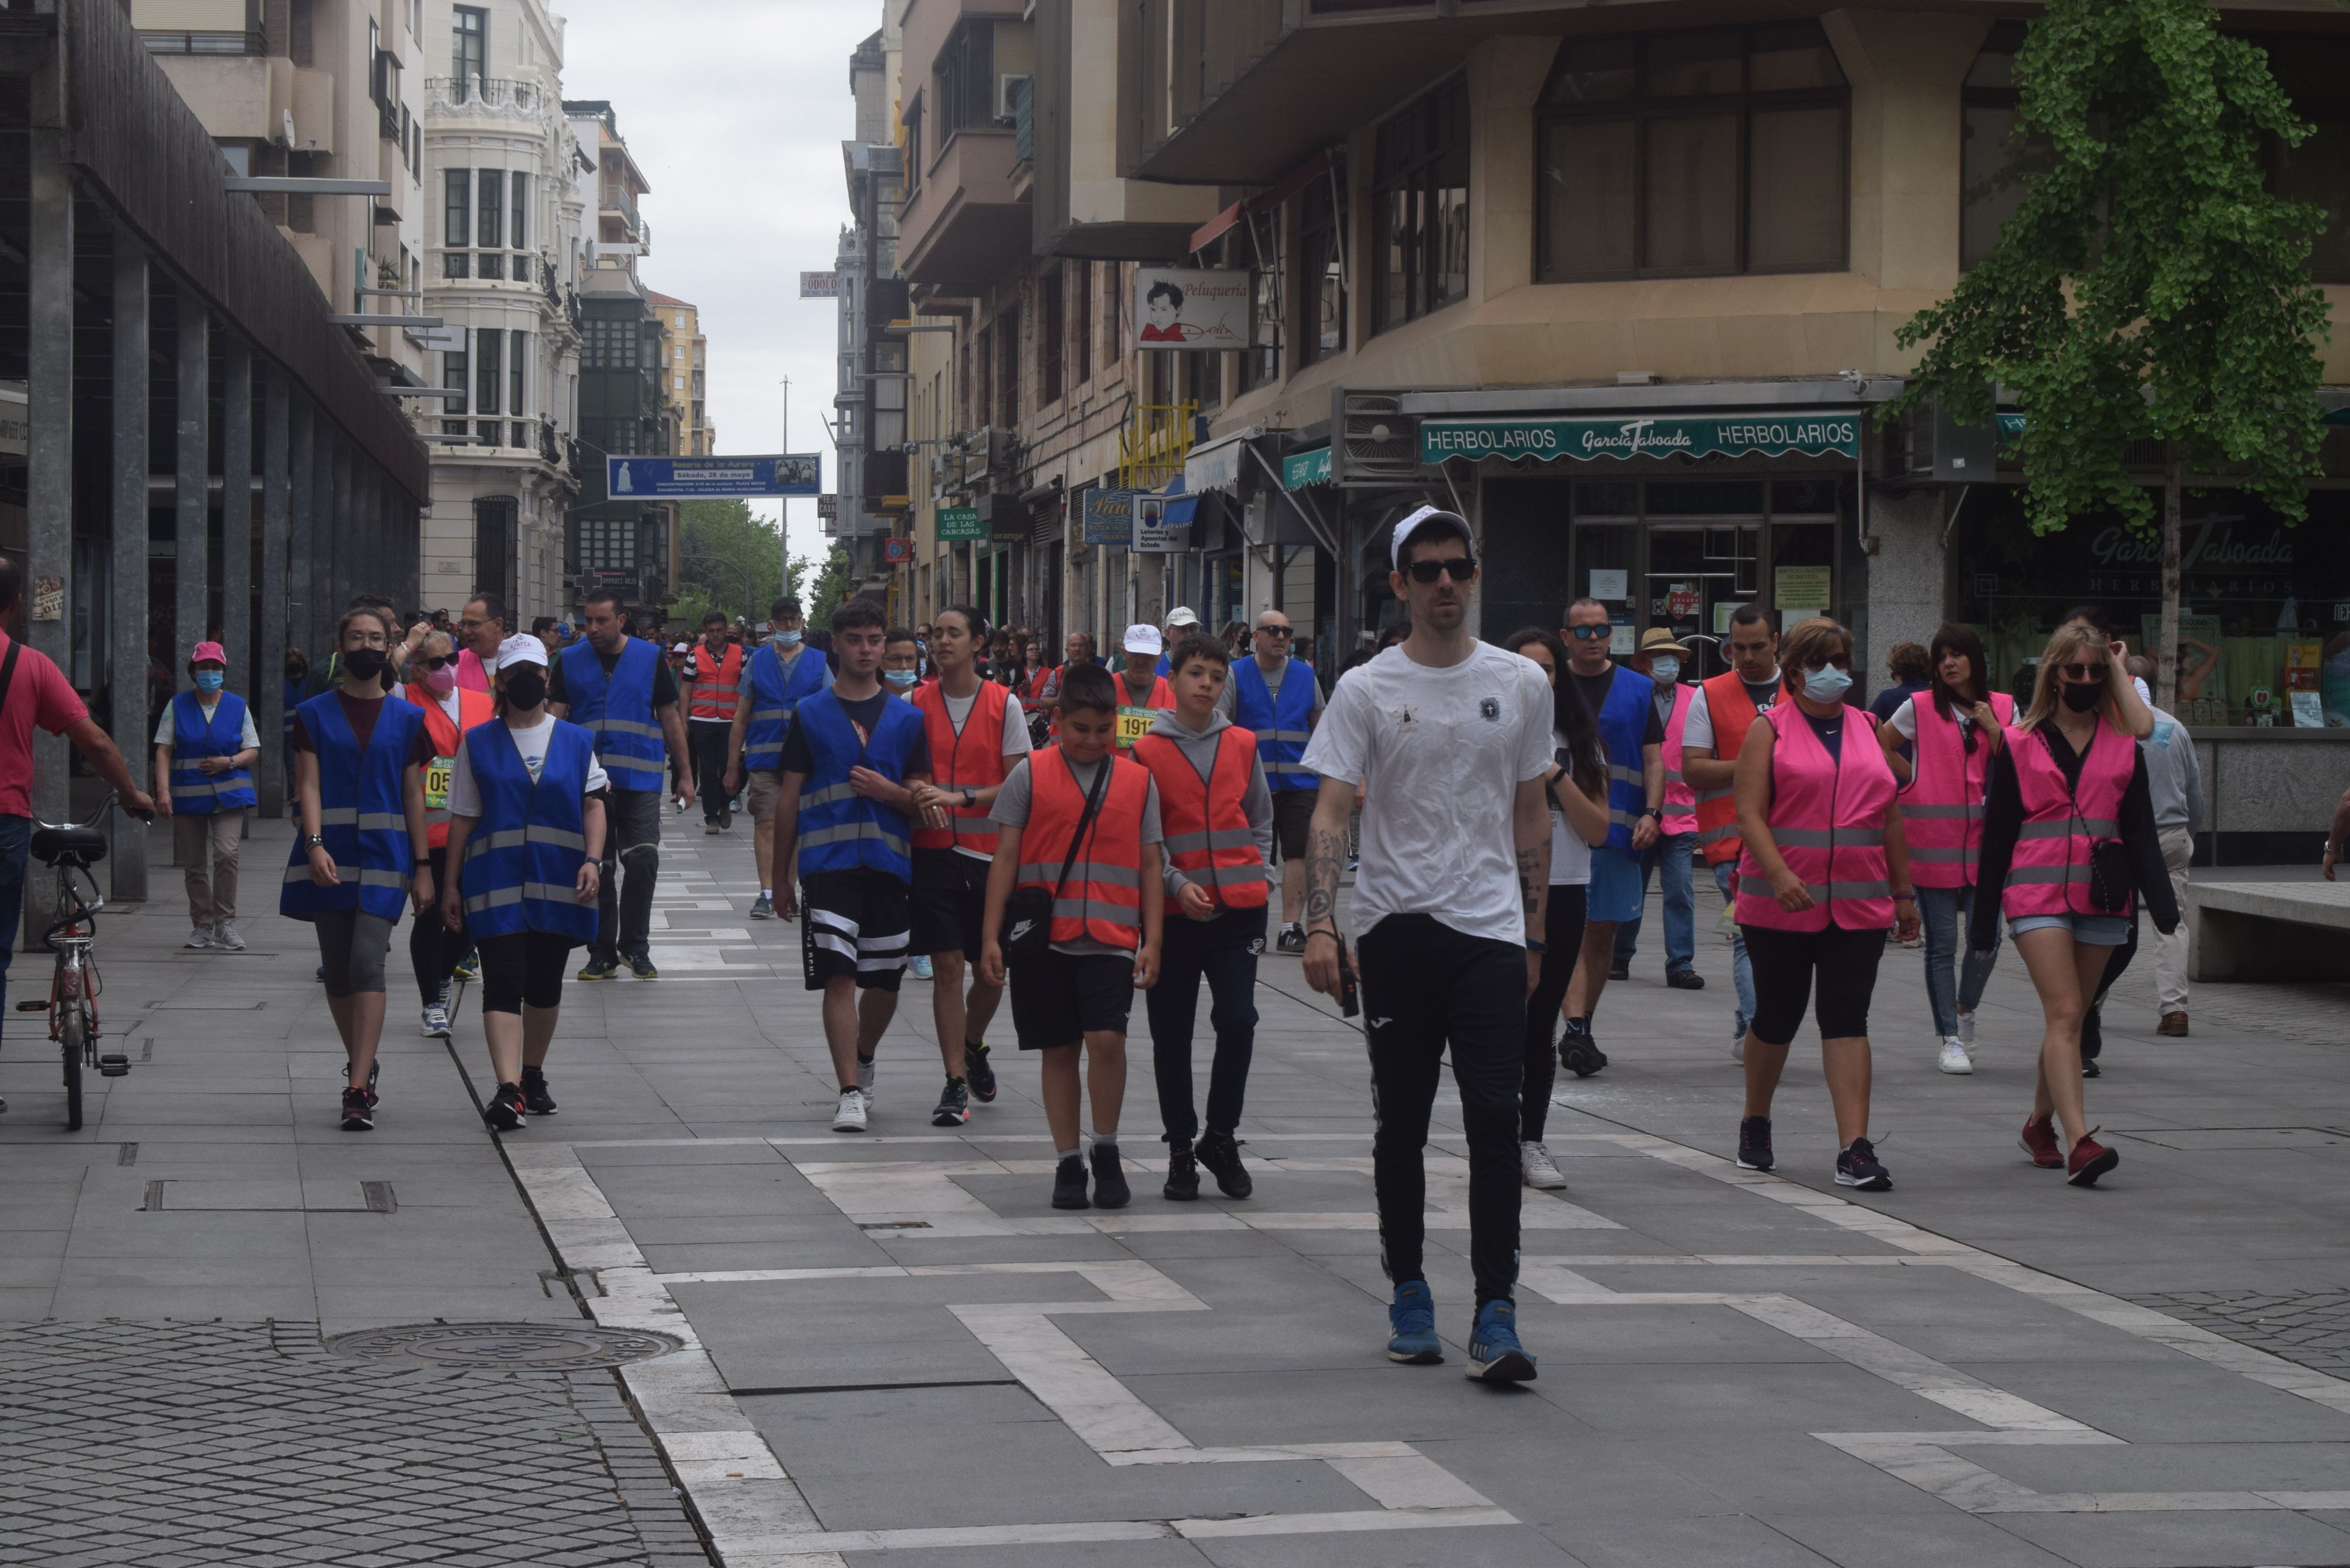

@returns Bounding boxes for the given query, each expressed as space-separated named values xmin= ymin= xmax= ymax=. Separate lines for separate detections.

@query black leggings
xmin=1521 ymin=884 xmax=1588 ymax=1143
xmin=476 ymin=930 xmax=575 ymax=1016
xmin=1742 ymin=923 xmax=1888 ymax=1045
xmin=410 ymin=845 xmax=466 ymax=1004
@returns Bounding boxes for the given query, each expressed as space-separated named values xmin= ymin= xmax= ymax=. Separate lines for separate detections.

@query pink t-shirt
xmin=456 ymin=647 xmax=492 ymax=694
xmin=0 ymin=630 xmax=90 ymax=817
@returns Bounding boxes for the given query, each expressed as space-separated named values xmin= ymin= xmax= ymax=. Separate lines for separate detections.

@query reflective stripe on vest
xmin=281 ymin=691 xmax=422 ymax=922
xmin=1658 ymin=682 xmax=1697 ymax=833
xmin=742 ymin=641 xmax=827 ymax=771
xmin=687 ymin=643 xmax=744 ymax=722
xmin=1016 ymin=747 xmax=1150 ymax=948
xmin=911 ymin=679 xmax=1010 ymax=856
xmin=1902 ymin=689 xmax=2012 ymax=889
xmin=1133 ymin=725 xmax=1269 ymax=913
xmin=1230 ymin=656 xmax=1319 ymax=791
xmin=1595 ymin=666 xmax=1655 ymax=852
xmin=168 ymin=690 xmax=259 ymax=814
xmin=1692 ymin=672 xmax=1777 ymax=865
xmin=795 ymin=686 xmax=924 ymax=881
xmin=561 ymin=638 xmax=665 ymax=784
xmin=1999 ymin=720 xmax=2137 ymax=921
xmin=1735 ymin=706 xmax=1898 ymax=933
xmin=454 ymin=718 xmax=597 ymax=941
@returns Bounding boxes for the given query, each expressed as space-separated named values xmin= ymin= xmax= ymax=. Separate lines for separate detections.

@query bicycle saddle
xmin=30 ymin=825 xmax=107 ymax=866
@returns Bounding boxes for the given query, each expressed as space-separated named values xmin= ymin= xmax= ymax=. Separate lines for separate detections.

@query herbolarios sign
xmin=1420 ymin=414 xmax=1861 ymax=464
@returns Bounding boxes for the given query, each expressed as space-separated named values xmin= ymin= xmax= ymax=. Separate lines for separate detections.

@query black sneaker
xmin=521 ymin=1066 xmax=558 ymax=1116
xmin=1090 ymin=1143 xmax=1132 ymax=1209
xmin=1736 ymin=1115 xmax=1773 ymax=1171
xmin=1559 ymin=1019 xmax=1607 ymax=1078
xmin=964 ymin=1041 xmax=996 ymax=1102
xmin=1163 ymin=1138 xmax=1200 ymax=1201
xmin=1052 ymin=1154 xmax=1090 ymax=1209
xmin=1836 ymin=1135 xmax=1892 ymax=1192
xmin=483 ymin=1082 xmax=526 ymax=1132
xmin=1275 ymin=923 xmax=1306 ymax=954
xmin=931 ymin=1077 xmax=970 ymax=1127
xmin=577 ymin=958 xmax=619 ymax=982
xmin=1194 ymin=1129 xmax=1252 ymax=1199
xmin=1666 ymin=968 xmax=1706 ymax=990
xmin=627 ymin=953 xmax=659 ymax=981
xmin=340 ymin=1088 xmax=374 ymax=1132
xmin=749 ymin=893 xmax=775 ymax=919
xmin=1609 ymin=959 xmax=1631 ymax=981
xmin=2082 ymin=1057 xmax=2102 ymax=1079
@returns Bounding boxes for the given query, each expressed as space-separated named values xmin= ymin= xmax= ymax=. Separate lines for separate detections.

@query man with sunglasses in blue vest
xmin=1218 ymin=608 xmax=1322 ymax=953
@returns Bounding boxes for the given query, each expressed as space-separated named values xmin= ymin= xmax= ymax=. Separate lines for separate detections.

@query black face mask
xmin=503 ymin=670 xmax=548 ymax=709
xmin=2060 ymin=682 xmax=2103 ymax=713
xmin=343 ymin=648 xmax=389 ymax=683
xmin=285 ymin=664 xmax=307 ymax=683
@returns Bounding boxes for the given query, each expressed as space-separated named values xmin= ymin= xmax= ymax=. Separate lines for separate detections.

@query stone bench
xmin=2188 ymin=881 xmax=2350 ymax=983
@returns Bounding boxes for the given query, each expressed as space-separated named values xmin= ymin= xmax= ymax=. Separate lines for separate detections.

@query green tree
xmin=673 ymin=499 xmax=791 ymax=630
xmin=1891 ymin=0 xmax=2331 ymax=709
xmin=805 ymin=546 xmax=852 ymax=628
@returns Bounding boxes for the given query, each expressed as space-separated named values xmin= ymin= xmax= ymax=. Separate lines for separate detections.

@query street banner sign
xmin=605 ymin=454 xmax=821 ymax=498
xmin=799 ymin=272 xmax=838 ymax=298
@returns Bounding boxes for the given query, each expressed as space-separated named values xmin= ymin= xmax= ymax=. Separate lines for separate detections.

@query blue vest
xmin=743 ymin=641 xmax=830 ymax=773
xmin=1595 ymin=664 xmax=1655 ymax=852
xmin=281 ymin=691 xmax=423 ymax=921
xmin=795 ymin=687 xmax=923 ymax=881
xmin=561 ymin=638 xmax=665 ymax=792
xmin=1229 ymin=657 xmax=1319 ymax=792
xmin=169 ymin=690 xmax=258 ymax=813
xmin=459 ymin=719 xmax=598 ymax=943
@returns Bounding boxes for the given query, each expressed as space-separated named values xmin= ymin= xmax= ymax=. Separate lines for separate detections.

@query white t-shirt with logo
xmin=1301 ymin=642 xmax=1554 ymax=947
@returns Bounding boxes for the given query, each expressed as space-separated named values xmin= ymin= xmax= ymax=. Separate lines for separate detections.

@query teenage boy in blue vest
xmin=154 ymin=639 xmax=261 ymax=952
xmin=1218 ymin=608 xmax=1321 ymax=952
xmin=550 ymin=587 xmax=690 ymax=981
xmin=770 ymin=598 xmax=934 ymax=1134
xmin=1557 ymin=597 xmax=1664 ymax=1077
xmin=726 ymin=596 xmax=831 ymax=920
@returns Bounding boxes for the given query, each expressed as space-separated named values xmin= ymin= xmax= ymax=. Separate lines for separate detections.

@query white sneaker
xmin=1957 ymin=1012 xmax=1976 ymax=1047
xmin=1520 ymin=1141 xmax=1567 ymax=1190
xmin=213 ymin=920 xmax=246 ymax=951
xmin=908 ymin=954 xmax=934 ymax=981
xmin=832 ymin=1087 xmax=869 ymax=1133
xmin=421 ymin=1003 xmax=452 ymax=1039
xmin=857 ymin=1054 xmax=877 ymax=1105
xmin=184 ymin=926 xmax=214 ymax=950
xmin=1732 ymin=1028 xmax=1746 ymax=1064
xmin=1938 ymin=1036 xmax=1974 ymax=1075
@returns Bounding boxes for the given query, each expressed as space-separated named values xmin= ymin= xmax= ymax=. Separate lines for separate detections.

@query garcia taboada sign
xmin=1420 ymin=413 xmax=1861 ymax=464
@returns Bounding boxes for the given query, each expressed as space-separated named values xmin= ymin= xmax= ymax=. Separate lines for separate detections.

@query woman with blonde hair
xmin=1731 ymin=617 xmax=1918 ymax=1190
xmin=1970 ymin=621 xmax=2178 ymax=1186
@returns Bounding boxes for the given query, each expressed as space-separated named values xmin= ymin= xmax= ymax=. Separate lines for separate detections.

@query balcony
xmin=899 ymin=128 xmax=1027 ymax=290
xmin=424 ymin=76 xmax=552 ymax=125
xmin=140 ymin=28 xmax=261 ymax=54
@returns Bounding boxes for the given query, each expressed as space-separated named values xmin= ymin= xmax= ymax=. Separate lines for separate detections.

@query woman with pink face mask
xmin=397 ymin=630 xmax=496 ymax=1039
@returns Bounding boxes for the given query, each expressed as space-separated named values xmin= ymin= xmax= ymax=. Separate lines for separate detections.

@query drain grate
xmin=326 ymin=1322 xmax=683 ymax=1370
xmin=2130 ymin=1289 xmax=2350 ymax=1374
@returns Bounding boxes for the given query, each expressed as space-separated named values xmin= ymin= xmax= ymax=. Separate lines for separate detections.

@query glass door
xmin=1646 ymin=525 xmax=1759 ymax=680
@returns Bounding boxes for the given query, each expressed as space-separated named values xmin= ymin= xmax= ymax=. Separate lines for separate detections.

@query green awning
xmin=1420 ymin=412 xmax=1861 ymax=464
xmin=1281 ymin=444 xmax=1332 ymax=489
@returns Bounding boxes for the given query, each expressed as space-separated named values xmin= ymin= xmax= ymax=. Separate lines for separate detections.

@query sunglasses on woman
xmin=413 ymin=654 xmax=456 ymax=672
xmin=2056 ymin=661 xmax=2106 ymax=681
xmin=1802 ymin=654 xmax=1852 ymax=671
xmin=1404 ymin=556 xmax=1476 ymax=584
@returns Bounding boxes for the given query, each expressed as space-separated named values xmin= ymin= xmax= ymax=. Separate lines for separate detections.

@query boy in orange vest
xmin=1133 ymin=635 xmax=1273 ymax=1202
xmin=981 ymin=662 xmax=1165 ymax=1210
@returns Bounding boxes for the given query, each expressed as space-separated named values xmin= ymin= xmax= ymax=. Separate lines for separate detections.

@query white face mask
xmin=1649 ymin=656 xmax=1680 ymax=685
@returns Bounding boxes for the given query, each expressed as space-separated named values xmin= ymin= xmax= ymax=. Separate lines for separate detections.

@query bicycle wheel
xmin=60 ymin=1007 xmax=83 ymax=1131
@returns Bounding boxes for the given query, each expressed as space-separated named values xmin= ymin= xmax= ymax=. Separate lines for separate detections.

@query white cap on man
xmin=496 ymin=632 xmax=549 ymax=671
xmin=1390 ymin=504 xmax=1470 ymax=568
xmin=1122 ymin=624 xmax=1163 ymax=656
xmin=1165 ymin=606 xmax=1200 ymax=630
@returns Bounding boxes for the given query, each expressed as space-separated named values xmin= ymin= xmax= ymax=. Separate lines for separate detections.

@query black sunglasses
xmin=1801 ymin=654 xmax=1853 ymax=672
xmin=1255 ymin=625 xmax=1293 ymax=636
xmin=1404 ymin=556 xmax=1476 ymax=584
xmin=2057 ymin=662 xmax=2107 ymax=682
xmin=414 ymin=654 xmax=455 ymax=672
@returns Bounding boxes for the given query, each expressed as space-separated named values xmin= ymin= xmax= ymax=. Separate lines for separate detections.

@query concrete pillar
xmin=175 ymin=302 xmax=210 ymax=652
xmin=109 ymin=241 xmax=150 ymax=901
xmin=24 ymin=128 xmax=72 ymax=941
xmin=286 ymin=392 xmax=315 ymax=674
xmin=1858 ymin=485 xmax=1949 ymax=691
xmin=258 ymin=370 xmax=289 ymax=817
xmin=221 ymin=339 xmax=251 ymax=696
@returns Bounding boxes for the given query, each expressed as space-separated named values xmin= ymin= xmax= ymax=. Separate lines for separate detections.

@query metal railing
xmin=140 ymin=29 xmax=263 ymax=54
xmin=1119 ymin=401 xmax=1198 ymax=492
xmin=424 ymin=77 xmax=549 ymax=116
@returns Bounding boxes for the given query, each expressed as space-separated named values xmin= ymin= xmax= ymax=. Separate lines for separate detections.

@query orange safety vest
xmin=911 ymin=678 xmax=1012 ymax=857
xmin=1015 ymin=746 xmax=1150 ymax=950
xmin=687 ymin=642 xmax=743 ymax=722
xmin=1692 ymin=672 xmax=1776 ymax=867
xmin=1133 ymin=724 xmax=1269 ymax=914
xmin=399 ymin=684 xmax=496 ymax=848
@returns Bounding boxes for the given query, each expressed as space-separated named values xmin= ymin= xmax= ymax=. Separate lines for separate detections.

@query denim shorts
xmin=2009 ymin=912 xmax=2132 ymax=946
xmin=1586 ymin=846 xmax=1644 ymax=924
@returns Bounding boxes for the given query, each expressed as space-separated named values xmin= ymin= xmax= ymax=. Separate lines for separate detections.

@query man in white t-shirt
xmin=1300 ymin=505 xmax=1553 ymax=1386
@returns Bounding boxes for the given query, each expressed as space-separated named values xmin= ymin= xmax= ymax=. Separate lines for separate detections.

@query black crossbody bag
xmin=1001 ymin=754 xmax=1109 ymax=967
xmin=2060 ymin=730 xmax=2134 ymax=914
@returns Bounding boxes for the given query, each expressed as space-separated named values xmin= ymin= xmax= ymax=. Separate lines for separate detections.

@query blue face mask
xmin=773 ymin=628 xmax=802 ymax=649
xmin=194 ymin=670 xmax=225 ymax=695
xmin=1649 ymin=656 xmax=1680 ymax=685
xmin=883 ymin=668 xmax=918 ymax=690
xmin=1800 ymin=663 xmax=1853 ymax=702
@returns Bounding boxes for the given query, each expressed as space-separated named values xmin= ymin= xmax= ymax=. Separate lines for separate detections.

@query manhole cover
xmin=324 ymin=1322 xmax=683 ymax=1370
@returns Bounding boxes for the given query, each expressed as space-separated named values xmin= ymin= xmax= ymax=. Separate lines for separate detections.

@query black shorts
xmin=1269 ymin=789 xmax=1315 ymax=863
xmin=911 ymin=847 xmax=989 ymax=958
xmin=1010 ymin=948 xmax=1136 ymax=1048
xmin=801 ymin=869 xmax=911 ymax=991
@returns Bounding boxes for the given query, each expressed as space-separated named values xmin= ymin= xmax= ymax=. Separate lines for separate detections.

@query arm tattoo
xmin=1305 ymin=825 xmax=1346 ymax=926
xmin=1517 ymin=846 xmax=1542 ymax=916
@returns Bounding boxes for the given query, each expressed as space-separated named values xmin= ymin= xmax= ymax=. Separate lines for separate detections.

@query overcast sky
xmin=555 ymin=0 xmax=876 ymax=572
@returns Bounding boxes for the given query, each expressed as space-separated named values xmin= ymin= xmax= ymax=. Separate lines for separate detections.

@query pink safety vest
xmin=1902 ymin=690 xmax=2014 ymax=889
xmin=1658 ymin=683 xmax=1697 ymax=837
xmin=1999 ymin=720 xmax=2136 ymax=920
xmin=1735 ymin=706 xmax=1898 ymax=933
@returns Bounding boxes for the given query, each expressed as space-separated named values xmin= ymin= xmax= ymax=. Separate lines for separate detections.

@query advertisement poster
xmin=2139 ymin=614 xmax=2225 ymax=723
xmin=1588 ymin=569 xmax=1628 ymax=602
xmin=1775 ymin=565 xmax=1831 ymax=617
xmin=1133 ymin=269 xmax=1252 ymax=350
xmin=1082 ymin=488 xmax=1133 ymax=545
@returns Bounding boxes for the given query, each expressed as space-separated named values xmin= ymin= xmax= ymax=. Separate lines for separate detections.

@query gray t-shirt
xmin=992 ymin=753 xmax=1163 ymax=955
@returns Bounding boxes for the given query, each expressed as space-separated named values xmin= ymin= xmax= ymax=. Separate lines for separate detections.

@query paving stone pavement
xmin=10 ymin=809 xmax=2350 ymax=1566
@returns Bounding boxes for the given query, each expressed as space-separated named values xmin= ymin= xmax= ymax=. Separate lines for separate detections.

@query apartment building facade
xmin=650 ymin=292 xmax=713 ymax=456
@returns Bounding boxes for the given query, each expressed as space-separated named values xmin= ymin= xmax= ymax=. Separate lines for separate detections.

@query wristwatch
xmin=961 ymin=787 xmax=978 ymax=809
xmin=304 ymin=833 xmax=326 ymax=850
xmin=1644 ymin=807 xmax=1663 ymax=821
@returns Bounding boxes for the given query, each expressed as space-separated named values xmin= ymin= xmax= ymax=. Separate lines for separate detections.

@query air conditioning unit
xmin=1337 ymin=393 xmax=1421 ymax=485
xmin=1900 ymin=393 xmax=1997 ymax=483
xmin=995 ymin=74 xmax=1030 ymax=125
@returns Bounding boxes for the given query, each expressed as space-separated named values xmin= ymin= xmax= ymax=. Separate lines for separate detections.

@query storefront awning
xmin=1183 ymin=429 xmax=1257 ymax=494
xmin=1420 ymin=413 xmax=1861 ymax=465
xmin=1282 ymin=444 xmax=1332 ymax=489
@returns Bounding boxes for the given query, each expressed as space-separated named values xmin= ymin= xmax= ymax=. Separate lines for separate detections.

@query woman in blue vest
xmin=285 ymin=607 xmax=436 ymax=1133
xmin=154 ymin=639 xmax=261 ymax=952
xmin=441 ymin=635 xmax=607 ymax=1130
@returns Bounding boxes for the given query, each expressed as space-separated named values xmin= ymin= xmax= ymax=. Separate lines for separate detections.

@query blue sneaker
xmin=1386 ymin=1281 xmax=1442 ymax=1365
xmin=909 ymin=954 xmax=934 ymax=981
xmin=1465 ymin=1298 xmax=1537 ymax=1383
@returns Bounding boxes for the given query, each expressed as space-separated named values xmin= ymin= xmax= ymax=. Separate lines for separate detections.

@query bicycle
xmin=27 ymin=801 xmax=134 ymax=1129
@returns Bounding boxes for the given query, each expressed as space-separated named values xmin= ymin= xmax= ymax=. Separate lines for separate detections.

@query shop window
xmin=1537 ymin=25 xmax=1848 ymax=282
xmin=1298 ymin=165 xmax=1348 ymax=365
xmin=1373 ymin=73 xmax=1470 ymax=333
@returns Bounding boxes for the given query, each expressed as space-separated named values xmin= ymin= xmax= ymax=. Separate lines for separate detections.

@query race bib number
xmin=1115 ymin=706 xmax=1167 ymax=748
xmin=425 ymin=755 xmax=455 ymax=812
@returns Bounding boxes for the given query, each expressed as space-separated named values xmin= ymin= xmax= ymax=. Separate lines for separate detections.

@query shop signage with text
xmin=1420 ymin=414 xmax=1861 ymax=464
xmin=936 ymin=506 xmax=987 ymax=542
xmin=1082 ymin=488 xmax=1134 ymax=545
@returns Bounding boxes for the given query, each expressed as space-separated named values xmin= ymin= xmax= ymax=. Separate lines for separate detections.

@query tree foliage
xmin=805 ymin=546 xmax=853 ymax=629
xmin=1891 ymin=0 xmax=2331 ymax=534
xmin=672 ymin=499 xmax=792 ymax=629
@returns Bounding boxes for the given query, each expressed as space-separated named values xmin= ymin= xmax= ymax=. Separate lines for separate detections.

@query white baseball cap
xmin=1165 ymin=606 xmax=1200 ymax=628
xmin=495 ymin=632 xmax=548 ymax=671
xmin=1390 ymin=504 xmax=1471 ymax=569
xmin=1122 ymin=623 xmax=1163 ymax=656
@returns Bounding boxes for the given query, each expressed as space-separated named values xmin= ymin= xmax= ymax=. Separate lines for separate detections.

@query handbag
xmin=1000 ymin=752 xmax=1110 ymax=966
